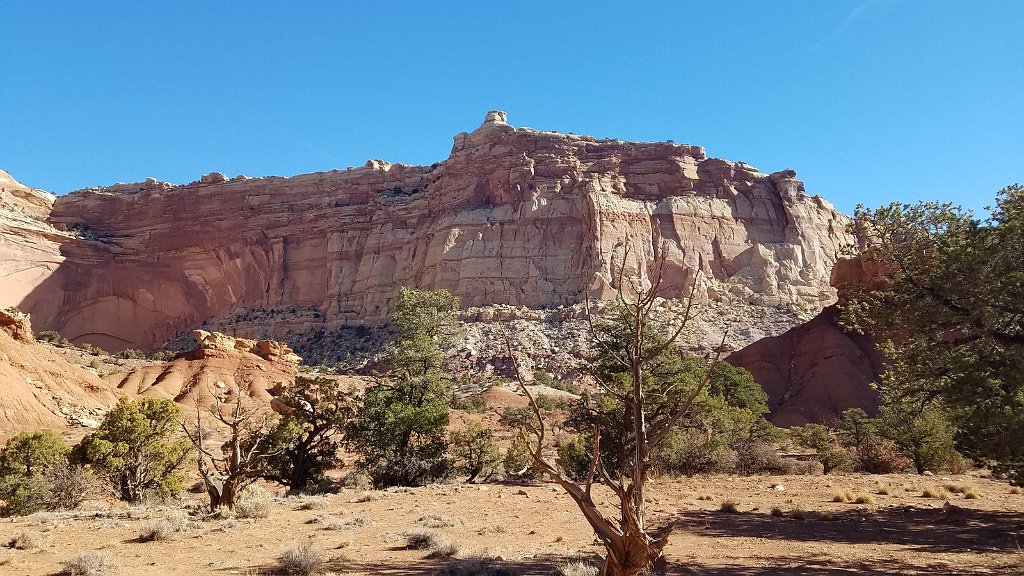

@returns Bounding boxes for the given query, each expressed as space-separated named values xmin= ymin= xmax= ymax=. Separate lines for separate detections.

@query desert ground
xmin=1 ymin=473 xmax=1021 ymax=576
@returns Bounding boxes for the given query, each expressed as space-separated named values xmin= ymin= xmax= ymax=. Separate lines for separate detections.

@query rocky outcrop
xmin=2 ymin=112 xmax=853 ymax=352
xmin=0 ymin=307 xmax=118 ymax=436
xmin=193 ymin=329 xmax=302 ymax=364
xmin=726 ymin=259 xmax=884 ymax=426
xmin=104 ymin=330 xmax=299 ymax=409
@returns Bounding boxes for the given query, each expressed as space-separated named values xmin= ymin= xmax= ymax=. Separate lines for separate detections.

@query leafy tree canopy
xmin=842 ymin=184 xmax=1024 ymax=481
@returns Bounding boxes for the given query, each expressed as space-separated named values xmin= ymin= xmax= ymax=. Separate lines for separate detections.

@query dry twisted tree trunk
xmin=504 ymin=252 xmax=726 ymax=576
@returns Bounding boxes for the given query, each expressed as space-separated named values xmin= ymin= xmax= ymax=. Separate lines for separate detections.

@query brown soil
xmin=2 ymin=473 xmax=1021 ymax=575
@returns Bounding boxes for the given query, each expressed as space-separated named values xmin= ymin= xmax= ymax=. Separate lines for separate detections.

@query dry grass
xmin=297 ymin=496 xmax=330 ymax=511
xmin=61 ymin=551 xmax=114 ymax=576
xmin=832 ymin=491 xmax=853 ymax=503
xmin=351 ymin=491 xmax=382 ymax=503
xmin=325 ymin=515 xmax=371 ymax=531
xmin=770 ymin=506 xmax=785 ymax=517
xmin=1009 ymin=486 xmax=1023 ymax=495
xmin=854 ymin=494 xmax=876 ymax=504
xmin=279 ymin=541 xmax=325 ymax=576
xmin=236 ymin=484 xmax=273 ymax=519
xmin=719 ymin=500 xmax=740 ymax=514
xmin=943 ymin=482 xmax=973 ymax=494
xmin=922 ymin=486 xmax=951 ymax=499
xmin=554 ymin=559 xmax=599 ymax=576
xmin=418 ymin=513 xmax=460 ymax=528
xmin=436 ymin=557 xmax=519 ymax=576
xmin=8 ymin=531 xmax=41 ymax=550
xmin=876 ymin=486 xmax=892 ymax=495
xmin=404 ymin=528 xmax=459 ymax=558
xmin=138 ymin=519 xmax=179 ymax=542
xmin=963 ymin=487 xmax=982 ymax=499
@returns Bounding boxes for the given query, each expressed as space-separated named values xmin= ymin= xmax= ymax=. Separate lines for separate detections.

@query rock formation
xmin=725 ymin=258 xmax=884 ymax=427
xmin=103 ymin=329 xmax=300 ymax=412
xmin=1 ymin=112 xmax=853 ymax=356
xmin=0 ymin=307 xmax=118 ymax=437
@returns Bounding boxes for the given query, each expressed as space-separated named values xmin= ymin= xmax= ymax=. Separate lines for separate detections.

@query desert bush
xmin=405 ymin=528 xmax=440 ymax=549
xmin=503 ymin=434 xmax=541 ymax=481
xmin=832 ymin=491 xmax=853 ymax=503
xmin=922 ymin=486 xmax=950 ymax=499
xmin=653 ymin=430 xmax=735 ymax=476
xmin=453 ymin=394 xmax=488 ymax=414
xmin=450 ymin=421 xmax=501 ymax=482
xmin=854 ymin=439 xmax=909 ymax=474
xmin=339 ymin=470 xmax=372 ymax=490
xmin=0 ymin=430 xmax=77 ymax=516
xmin=719 ymin=500 xmax=740 ymax=513
xmin=36 ymin=330 xmax=61 ymax=343
xmin=854 ymin=494 xmax=876 ymax=504
xmin=279 ymin=541 xmax=324 ymax=575
xmin=296 ymin=496 xmax=330 ymax=511
xmin=734 ymin=441 xmax=792 ymax=475
xmin=405 ymin=528 xmax=460 ymax=557
xmin=326 ymin=514 xmax=371 ymax=530
xmin=351 ymin=491 xmax=382 ymax=502
xmin=80 ymin=343 xmax=107 ymax=356
xmin=427 ymin=535 xmax=459 ymax=558
xmin=115 ymin=348 xmax=145 ymax=359
xmin=1011 ymin=486 xmax=1023 ymax=495
xmin=769 ymin=506 xmax=785 ymax=517
xmin=234 ymin=484 xmax=272 ymax=519
xmin=418 ymin=513 xmax=459 ymax=528
xmin=8 ymin=531 xmax=41 ymax=550
xmin=138 ymin=518 xmax=178 ymax=542
xmin=61 ymin=551 xmax=114 ymax=576
xmin=789 ymin=424 xmax=854 ymax=474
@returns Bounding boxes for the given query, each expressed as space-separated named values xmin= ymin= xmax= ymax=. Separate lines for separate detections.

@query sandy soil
xmin=1 ymin=473 xmax=1021 ymax=576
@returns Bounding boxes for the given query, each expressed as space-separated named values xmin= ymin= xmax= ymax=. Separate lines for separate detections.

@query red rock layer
xmin=3 ymin=112 xmax=851 ymax=351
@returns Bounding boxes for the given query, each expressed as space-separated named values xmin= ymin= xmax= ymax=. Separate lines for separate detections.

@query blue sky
xmin=1 ymin=1 xmax=1021 ymax=215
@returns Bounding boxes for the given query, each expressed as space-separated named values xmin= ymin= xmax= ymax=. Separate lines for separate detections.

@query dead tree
xmin=505 ymin=253 xmax=726 ymax=576
xmin=181 ymin=380 xmax=280 ymax=510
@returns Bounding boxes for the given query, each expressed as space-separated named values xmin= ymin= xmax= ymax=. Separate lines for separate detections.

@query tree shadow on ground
xmin=237 ymin=552 xmax=594 ymax=576
xmin=670 ymin=505 xmax=1024 ymax=554
xmin=664 ymin=552 xmax=1022 ymax=576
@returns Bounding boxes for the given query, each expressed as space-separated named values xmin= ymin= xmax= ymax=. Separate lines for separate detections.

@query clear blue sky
xmin=1 ymin=1 xmax=1021 ymax=215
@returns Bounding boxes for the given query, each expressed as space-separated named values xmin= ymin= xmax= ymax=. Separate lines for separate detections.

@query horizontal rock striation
xmin=3 ymin=112 xmax=852 ymax=352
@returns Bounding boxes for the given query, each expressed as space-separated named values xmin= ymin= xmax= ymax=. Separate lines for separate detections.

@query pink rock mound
xmin=104 ymin=330 xmax=300 ymax=409
xmin=0 ymin=308 xmax=118 ymax=437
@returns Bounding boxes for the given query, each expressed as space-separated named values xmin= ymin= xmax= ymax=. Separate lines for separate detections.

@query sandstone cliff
xmin=1 ymin=112 xmax=853 ymax=354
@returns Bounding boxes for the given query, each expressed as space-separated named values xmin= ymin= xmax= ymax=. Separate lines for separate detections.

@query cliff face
xmin=2 ymin=112 xmax=852 ymax=352
xmin=725 ymin=258 xmax=885 ymax=427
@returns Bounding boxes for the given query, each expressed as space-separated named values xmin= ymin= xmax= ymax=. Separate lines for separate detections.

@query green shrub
xmin=76 ymin=397 xmax=191 ymax=502
xmin=503 ymin=434 xmax=541 ymax=481
xmin=450 ymin=421 xmax=501 ymax=482
xmin=654 ymin=430 xmax=734 ymax=476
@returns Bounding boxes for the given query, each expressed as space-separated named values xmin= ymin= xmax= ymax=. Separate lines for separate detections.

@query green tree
xmin=788 ymin=424 xmax=854 ymax=474
xmin=259 ymin=374 xmax=354 ymax=492
xmin=450 ymin=421 xmax=501 ymax=482
xmin=78 ymin=397 xmax=192 ymax=502
xmin=876 ymin=399 xmax=962 ymax=474
xmin=562 ymin=317 xmax=775 ymax=478
xmin=842 ymin=184 xmax=1024 ymax=481
xmin=346 ymin=288 xmax=459 ymax=487
xmin=182 ymin=389 xmax=280 ymax=510
xmin=504 ymin=261 xmax=731 ymax=576
xmin=0 ymin=430 xmax=71 ymax=516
